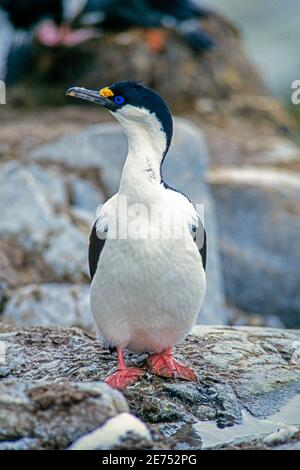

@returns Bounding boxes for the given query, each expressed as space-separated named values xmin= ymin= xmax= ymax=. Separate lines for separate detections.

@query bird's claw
xmin=147 ymin=350 xmax=197 ymax=381
xmin=104 ymin=367 xmax=145 ymax=390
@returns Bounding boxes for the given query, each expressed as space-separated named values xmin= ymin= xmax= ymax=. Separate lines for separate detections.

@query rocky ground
xmin=1 ymin=325 xmax=300 ymax=450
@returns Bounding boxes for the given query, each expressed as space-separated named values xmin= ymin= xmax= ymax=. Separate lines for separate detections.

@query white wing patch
xmin=94 ymin=189 xmax=201 ymax=242
xmin=95 ymin=193 xmax=118 ymax=239
xmin=163 ymin=187 xmax=200 ymax=237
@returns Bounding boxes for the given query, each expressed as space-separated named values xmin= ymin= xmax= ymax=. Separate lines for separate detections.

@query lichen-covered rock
xmin=0 ymin=238 xmax=53 ymax=288
xmin=0 ymin=380 xmax=129 ymax=450
xmin=208 ymin=166 xmax=300 ymax=327
xmin=0 ymin=324 xmax=299 ymax=449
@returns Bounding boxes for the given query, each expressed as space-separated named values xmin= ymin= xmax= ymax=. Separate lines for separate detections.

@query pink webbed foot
xmin=104 ymin=367 xmax=145 ymax=390
xmin=104 ymin=348 xmax=145 ymax=390
xmin=147 ymin=348 xmax=197 ymax=382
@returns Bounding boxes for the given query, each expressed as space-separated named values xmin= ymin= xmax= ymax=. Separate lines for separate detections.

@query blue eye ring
xmin=114 ymin=95 xmax=124 ymax=105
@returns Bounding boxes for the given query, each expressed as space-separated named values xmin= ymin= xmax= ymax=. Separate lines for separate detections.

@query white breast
xmin=90 ymin=105 xmax=206 ymax=352
xmin=90 ymin=188 xmax=206 ymax=353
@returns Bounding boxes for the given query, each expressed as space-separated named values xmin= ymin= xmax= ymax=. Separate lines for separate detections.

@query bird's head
xmin=67 ymin=80 xmax=173 ymax=156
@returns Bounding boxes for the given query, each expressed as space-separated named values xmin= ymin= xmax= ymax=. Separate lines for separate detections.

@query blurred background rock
xmin=203 ymin=0 xmax=299 ymax=102
xmin=0 ymin=0 xmax=299 ymax=332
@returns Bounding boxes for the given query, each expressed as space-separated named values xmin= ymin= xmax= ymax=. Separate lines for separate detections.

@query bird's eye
xmin=114 ymin=96 xmax=124 ymax=105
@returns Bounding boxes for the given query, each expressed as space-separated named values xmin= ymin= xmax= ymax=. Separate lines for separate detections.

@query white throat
xmin=112 ymin=105 xmax=168 ymax=193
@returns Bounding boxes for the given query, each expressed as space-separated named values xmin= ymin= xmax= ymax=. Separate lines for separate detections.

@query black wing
xmin=199 ymin=226 xmax=207 ymax=271
xmin=194 ymin=226 xmax=207 ymax=271
xmin=88 ymin=221 xmax=106 ymax=281
xmin=89 ymin=220 xmax=115 ymax=353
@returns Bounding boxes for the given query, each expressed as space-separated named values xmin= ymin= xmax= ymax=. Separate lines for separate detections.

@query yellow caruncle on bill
xmin=99 ymin=87 xmax=114 ymax=97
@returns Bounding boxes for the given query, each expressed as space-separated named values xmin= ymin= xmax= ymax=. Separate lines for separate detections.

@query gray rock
xmin=250 ymin=139 xmax=300 ymax=166
xmin=70 ymin=207 xmax=95 ymax=230
xmin=163 ymin=382 xmax=209 ymax=405
xmin=28 ymin=163 xmax=68 ymax=210
xmin=2 ymin=284 xmax=94 ymax=332
xmin=0 ymin=161 xmax=88 ymax=281
xmin=29 ymin=123 xmax=128 ymax=193
xmin=43 ymin=221 xmax=89 ymax=281
xmin=0 ymin=324 xmax=299 ymax=449
xmin=29 ymin=119 xmax=227 ymax=324
xmin=67 ymin=175 xmax=105 ymax=213
xmin=163 ymin=381 xmax=242 ymax=428
xmin=0 ymin=438 xmax=41 ymax=450
xmin=213 ymin=383 xmax=243 ymax=428
xmin=262 ymin=426 xmax=299 ymax=446
xmin=208 ymin=166 xmax=300 ymax=327
xmin=0 ymin=161 xmax=56 ymax=246
xmin=0 ymin=380 xmax=129 ymax=450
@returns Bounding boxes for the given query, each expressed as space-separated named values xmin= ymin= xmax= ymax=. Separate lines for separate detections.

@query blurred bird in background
xmin=0 ymin=0 xmax=98 ymax=82
xmin=0 ymin=0 xmax=214 ymax=83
